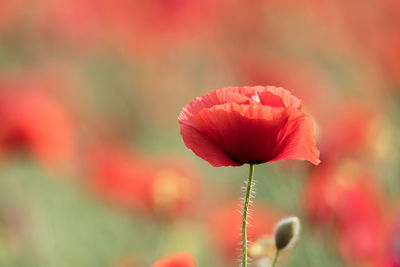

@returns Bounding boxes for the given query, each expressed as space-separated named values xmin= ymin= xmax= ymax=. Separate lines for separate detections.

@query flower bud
xmin=274 ymin=216 xmax=301 ymax=251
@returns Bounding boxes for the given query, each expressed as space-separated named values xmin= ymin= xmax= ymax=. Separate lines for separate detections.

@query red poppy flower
xmin=335 ymin=180 xmax=388 ymax=264
xmin=151 ymin=252 xmax=196 ymax=267
xmin=85 ymin=144 xmax=154 ymax=211
xmin=178 ymin=86 xmax=320 ymax=167
xmin=85 ymin=143 xmax=200 ymax=219
xmin=0 ymin=88 xmax=75 ymax=167
xmin=303 ymin=161 xmax=390 ymax=264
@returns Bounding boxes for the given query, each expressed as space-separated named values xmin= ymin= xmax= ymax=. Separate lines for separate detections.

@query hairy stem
xmin=242 ymin=163 xmax=255 ymax=267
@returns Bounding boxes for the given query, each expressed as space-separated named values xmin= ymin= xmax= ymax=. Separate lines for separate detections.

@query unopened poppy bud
xmin=274 ymin=216 xmax=301 ymax=251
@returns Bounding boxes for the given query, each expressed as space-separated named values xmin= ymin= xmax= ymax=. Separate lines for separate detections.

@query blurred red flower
xmin=37 ymin=0 xmax=220 ymax=56
xmin=0 ymin=88 xmax=75 ymax=167
xmin=85 ymin=143 xmax=200 ymax=219
xmin=178 ymin=86 xmax=320 ymax=167
xmin=319 ymin=102 xmax=378 ymax=163
xmin=304 ymin=161 xmax=390 ymax=265
xmin=336 ymin=182 xmax=387 ymax=264
xmin=108 ymin=0 xmax=220 ymax=56
xmin=151 ymin=252 xmax=196 ymax=267
xmin=207 ymin=201 xmax=280 ymax=261
xmin=0 ymin=0 xmax=23 ymax=36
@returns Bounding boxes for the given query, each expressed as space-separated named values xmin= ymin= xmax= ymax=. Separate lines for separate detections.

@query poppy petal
xmin=227 ymin=86 xmax=302 ymax=109
xmin=179 ymin=89 xmax=251 ymax=123
xmin=181 ymin=103 xmax=288 ymax=166
xmin=263 ymin=86 xmax=302 ymax=109
xmin=179 ymin=122 xmax=240 ymax=167
xmin=271 ymin=109 xmax=320 ymax=165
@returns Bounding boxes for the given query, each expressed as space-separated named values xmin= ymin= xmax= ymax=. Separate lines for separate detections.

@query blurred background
xmin=0 ymin=0 xmax=400 ymax=266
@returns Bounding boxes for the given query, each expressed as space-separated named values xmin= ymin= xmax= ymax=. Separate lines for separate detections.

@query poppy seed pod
xmin=274 ymin=216 xmax=301 ymax=251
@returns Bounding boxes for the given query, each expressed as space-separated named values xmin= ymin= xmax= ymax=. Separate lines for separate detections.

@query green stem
xmin=272 ymin=249 xmax=281 ymax=267
xmin=242 ymin=163 xmax=255 ymax=267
